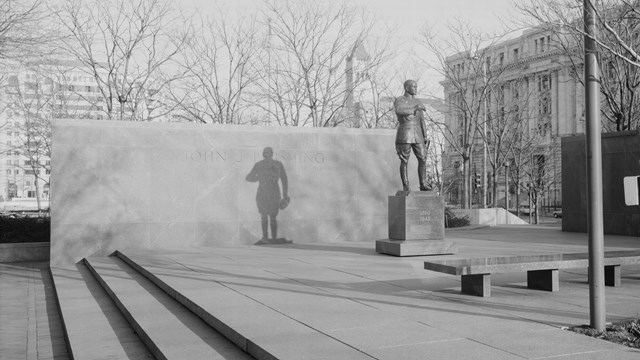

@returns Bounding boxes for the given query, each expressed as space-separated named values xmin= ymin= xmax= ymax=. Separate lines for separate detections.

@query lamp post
xmin=504 ymin=160 xmax=510 ymax=211
xmin=482 ymin=60 xmax=488 ymax=209
xmin=584 ymin=0 xmax=605 ymax=331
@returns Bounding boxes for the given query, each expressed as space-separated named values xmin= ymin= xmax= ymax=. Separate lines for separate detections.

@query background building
xmin=0 ymin=60 xmax=103 ymax=205
xmin=441 ymin=27 xmax=586 ymax=212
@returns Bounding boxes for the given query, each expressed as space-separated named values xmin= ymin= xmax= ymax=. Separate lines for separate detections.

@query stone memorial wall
xmin=51 ymin=119 xmax=399 ymax=264
xmin=561 ymin=131 xmax=640 ymax=236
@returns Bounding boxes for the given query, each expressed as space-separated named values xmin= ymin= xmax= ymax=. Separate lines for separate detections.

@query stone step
xmin=84 ymin=256 xmax=253 ymax=360
xmin=115 ymin=250 xmax=377 ymax=360
xmin=50 ymin=263 xmax=154 ymax=360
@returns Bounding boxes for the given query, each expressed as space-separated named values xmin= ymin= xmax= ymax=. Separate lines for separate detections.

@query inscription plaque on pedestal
xmin=376 ymin=191 xmax=457 ymax=256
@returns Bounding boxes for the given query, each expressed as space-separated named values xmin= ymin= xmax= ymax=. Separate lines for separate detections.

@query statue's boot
xmin=400 ymin=163 xmax=410 ymax=191
xmin=271 ymin=218 xmax=278 ymax=241
xmin=261 ymin=216 xmax=269 ymax=241
xmin=418 ymin=162 xmax=431 ymax=191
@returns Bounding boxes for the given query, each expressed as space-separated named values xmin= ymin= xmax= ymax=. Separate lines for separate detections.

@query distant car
xmin=518 ymin=205 xmax=530 ymax=215
xmin=553 ymin=210 xmax=563 ymax=218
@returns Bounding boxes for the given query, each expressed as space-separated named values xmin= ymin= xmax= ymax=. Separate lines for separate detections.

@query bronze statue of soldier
xmin=394 ymin=80 xmax=431 ymax=192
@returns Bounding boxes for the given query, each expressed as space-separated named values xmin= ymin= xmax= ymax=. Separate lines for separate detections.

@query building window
xmin=498 ymin=53 xmax=504 ymax=66
xmin=537 ymin=73 xmax=552 ymax=136
xmin=512 ymin=48 xmax=519 ymax=61
xmin=535 ymin=36 xmax=550 ymax=54
xmin=538 ymin=75 xmax=551 ymax=92
xmin=539 ymin=97 xmax=551 ymax=115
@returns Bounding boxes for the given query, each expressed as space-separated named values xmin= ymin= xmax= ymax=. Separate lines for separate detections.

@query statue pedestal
xmin=376 ymin=191 xmax=457 ymax=256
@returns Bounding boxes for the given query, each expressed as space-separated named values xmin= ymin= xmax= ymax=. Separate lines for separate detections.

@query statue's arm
xmin=278 ymin=161 xmax=289 ymax=198
xmin=394 ymin=97 xmax=425 ymax=116
xmin=419 ymin=111 xmax=429 ymax=144
xmin=246 ymin=164 xmax=258 ymax=182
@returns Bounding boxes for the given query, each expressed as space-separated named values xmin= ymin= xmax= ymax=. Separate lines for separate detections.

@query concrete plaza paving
xmin=3 ymin=224 xmax=640 ymax=359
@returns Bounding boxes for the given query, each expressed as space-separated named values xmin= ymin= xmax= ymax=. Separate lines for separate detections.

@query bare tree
xmin=0 ymin=0 xmax=54 ymax=135
xmin=1 ymin=62 xmax=74 ymax=210
xmin=351 ymin=60 xmax=408 ymax=129
xmin=482 ymin=77 xmax=537 ymax=207
xmin=418 ymin=19 xmax=509 ymax=208
xmin=516 ymin=0 xmax=640 ymax=131
xmin=512 ymin=143 xmax=561 ymax=224
xmin=0 ymin=0 xmax=52 ymax=61
xmin=171 ymin=9 xmax=261 ymax=124
xmin=256 ymin=0 xmax=393 ymax=127
xmin=52 ymin=0 xmax=189 ymax=121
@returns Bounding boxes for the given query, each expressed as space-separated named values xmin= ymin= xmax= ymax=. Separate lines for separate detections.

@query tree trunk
xmin=34 ymin=176 xmax=41 ymax=213
xmin=492 ymin=168 xmax=499 ymax=208
xmin=463 ymin=157 xmax=471 ymax=209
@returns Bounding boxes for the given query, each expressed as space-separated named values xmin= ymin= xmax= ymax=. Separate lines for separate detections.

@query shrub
xmin=445 ymin=206 xmax=469 ymax=228
xmin=0 ymin=214 xmax=50 ymax=243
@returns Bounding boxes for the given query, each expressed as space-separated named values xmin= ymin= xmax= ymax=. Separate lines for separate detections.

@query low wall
xmin=452 ymin=208 xmax=527 ymax=226
xmin=51 ymin=120 xmax=401 ymax=265
xmin=561 ymin=131 xmax=640 ymax=236
xmin=0 ymin=242 xmax=50 ymax=263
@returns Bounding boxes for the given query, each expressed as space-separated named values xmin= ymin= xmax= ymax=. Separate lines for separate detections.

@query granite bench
xmin=423 ymin=250 xmax=640 ymax=297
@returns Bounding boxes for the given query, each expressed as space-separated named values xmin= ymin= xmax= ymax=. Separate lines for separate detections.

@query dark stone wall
xmin=561 ymin=131 xmax=640 ymax=236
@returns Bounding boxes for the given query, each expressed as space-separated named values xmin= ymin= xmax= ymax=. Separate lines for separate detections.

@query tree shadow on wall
xmin=246 ymin=147 xmax=292 ymax=245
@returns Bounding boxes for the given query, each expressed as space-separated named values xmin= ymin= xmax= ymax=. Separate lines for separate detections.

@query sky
xmin=351 ymin=0 xmax=519 ymax=35
xmin=181 ymin=0 xmax=523 ymax=97
xmin=184 ymin=0 xmax=520 ymax=35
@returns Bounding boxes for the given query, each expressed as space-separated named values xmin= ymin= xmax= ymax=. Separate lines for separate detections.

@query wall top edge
xmin=51 ymin=119 xmax=396 ymax=136
xmin=561 ymin=130 xmax=639 ymax=143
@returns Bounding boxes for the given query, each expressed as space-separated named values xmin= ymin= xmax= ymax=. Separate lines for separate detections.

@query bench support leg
xmin=605 ymin=265 xmax=621 ymax=287
xmin=461 ymin=274 xmax=490 ymax=297
xmin=588 ymin=266 xmax=621 ymax=286
xmin=527 ymin=269 xmax=559 ymax=292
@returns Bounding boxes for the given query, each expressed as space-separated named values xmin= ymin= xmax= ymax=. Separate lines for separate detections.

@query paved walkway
xmin=0 ymin=262 xmax=69 ymax=360
xmin=2 ymin=225 xmax=640 ymax=359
